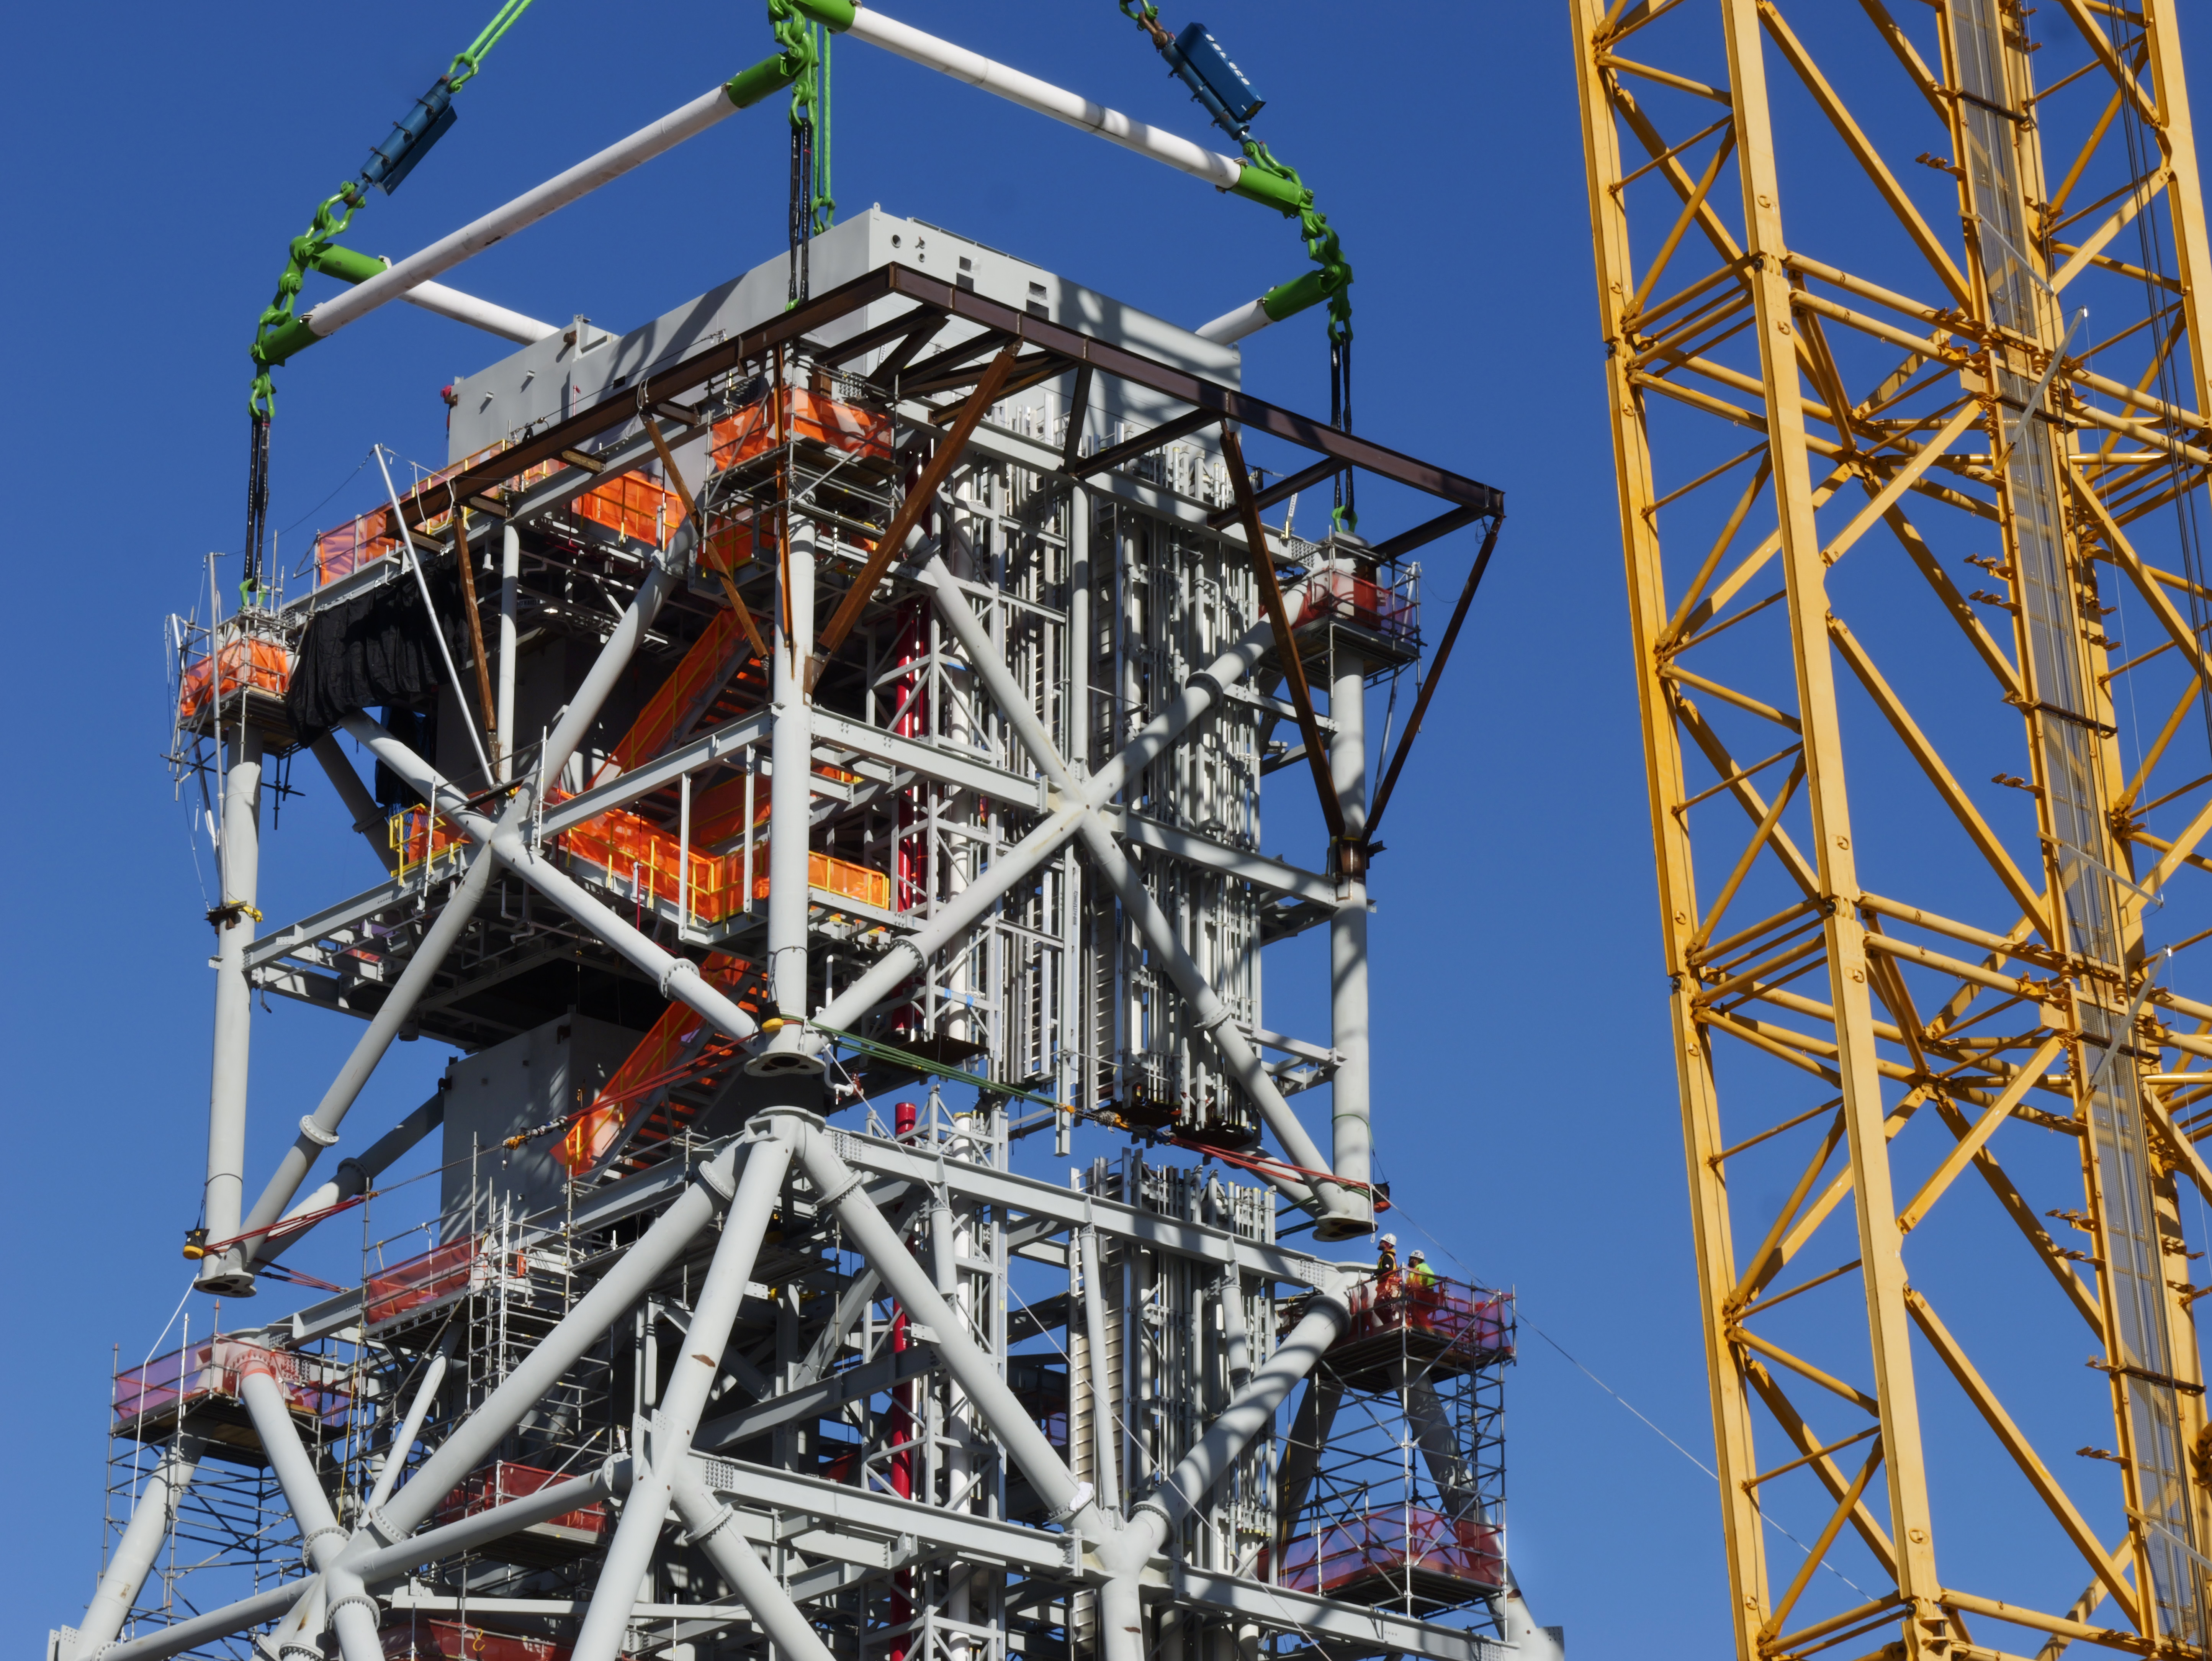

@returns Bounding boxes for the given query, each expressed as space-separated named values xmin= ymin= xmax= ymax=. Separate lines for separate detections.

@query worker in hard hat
xmin=1407 ymin=1247 xmax=1439 ymax=1289
xmin=1374 ymin=1232 xmax=1400 ymax=1296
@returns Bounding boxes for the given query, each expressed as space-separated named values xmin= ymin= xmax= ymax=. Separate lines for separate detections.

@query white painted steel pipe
xmin=237 ymin=848 xmax=498 ymax=1259
xmin=200 ymin=726 xmax=263 ymax=1292
xmin=309 ymin=733 xmax=399 ymax=871
xmin=364 ymin=1350 xmax=448 ymax=1514
xmin=404 ymin=278 xmax=558 ymax=344
xmin=811 ymin=606 xmax=1298 ymax=1037
xmin=237 ymin=1365 xmax=383 ymax=1661
xmin=783 ymin=1112 xmax=1113 ymax=1535
xmin=357 ymin=1142 xmax=738 ymax=1541
xmin=303 ymin=85 xmax=756 ymax=346
xmin=1327 ymin=652 xmax=1373 ymax=1238
xmin=767 ymin=523 xmax=818 ymax=1027
xmin=1075 ymin=810 xmax=1348 ymax=1217
xmin=497 ymin=525 xmax=519 ymax=782
xmin=97 ymin=1582 xmax=309 ymax=1661
xmin=101 ymin=1464 xmax=633 ymax=1661
xmin=571 ymin=1137 xmax=793 ymax=1661
xmin=1125 ymin=1278 xmax=1350 ymax=1551
xmin=1196 ymin=297 xmax=1273 ymax=345
xmin=669 ymin=1463 xmax=840 ymax=1661
xmin=841 ymin=5 xmax=1243 ymax=193
xmin=273 ymin=1093 xmax=444 ymax=1238
xmin=1079 ymin=1227 xmax=1122 ymax=1512
xmin=237 ymin=555 xmax=679 ymax=1253
xmin=77 ymin=1438 xmax=205 ymax=1651
xmin=342 ymin=716 xmax=763 ymax=1047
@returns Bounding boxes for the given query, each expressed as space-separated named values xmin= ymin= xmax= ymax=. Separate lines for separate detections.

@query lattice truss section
xmin=1574 ymin=2 xmax=2212 ymax=1658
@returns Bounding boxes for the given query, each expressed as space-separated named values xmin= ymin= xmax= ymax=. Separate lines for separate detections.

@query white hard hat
xmin=1380 ymin=1233 xmax=1397 ymax=1246
xmin=1408 ymin=1248 xmax=1426 ymax=1262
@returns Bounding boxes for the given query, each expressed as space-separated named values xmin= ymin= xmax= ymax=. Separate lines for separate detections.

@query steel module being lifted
xmin=59 ymin=32 xmax=1532 ymax=1661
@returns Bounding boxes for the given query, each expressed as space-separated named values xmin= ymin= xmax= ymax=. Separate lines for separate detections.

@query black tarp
xmin=284 ymin=565 xmax=472 ymax=746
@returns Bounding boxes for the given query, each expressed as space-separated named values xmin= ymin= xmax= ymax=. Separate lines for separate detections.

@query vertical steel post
xmin=497 ymin=524 xmax=520 ymax=783
xmin=767 ymin=514 xmax=816 ymax=1039
xmin=1326 ymin=649 xmax=1372 ymax=1237
xmin=1080 ymin=1225 xmax=1122 ymax=1511
xmin=200 ymin=724 xmax=263 ymax=1292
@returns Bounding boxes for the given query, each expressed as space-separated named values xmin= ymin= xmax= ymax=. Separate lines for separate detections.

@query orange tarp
xmin=711 ymin=389 xmax=892 ymax=469
xmin=315 ymin=510 xmax=401 ymax=585
xmin=1277 ymin=1509 xmax=1504 ymax=1599
xmin=393 ymin=808 xmax=468 ymax=877
xmin=179 ymin=637 xmax=291 ymax=722
xmin=365 ymin=1238 xmax=478 ymax=1328
xmin=575 ymin=469 xmax=687 ymax=545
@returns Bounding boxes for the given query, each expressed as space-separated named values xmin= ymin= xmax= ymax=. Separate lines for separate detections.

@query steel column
xmin=1326 ymin=650 xmax=1372 ymax=1237
xmin=200 ymin=724 xmax=262 ymax=1292
xmin=76 ymin=1437 xmax=204 ymax=1652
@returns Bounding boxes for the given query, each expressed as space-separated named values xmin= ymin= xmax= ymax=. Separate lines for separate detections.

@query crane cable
xmin=772 ymin=0 xmax=833 ymax=307
xmin=240 ymin=0 xmax=538 ymax=605
xmin=1115 ymin=0 xmax=1355 ymax=528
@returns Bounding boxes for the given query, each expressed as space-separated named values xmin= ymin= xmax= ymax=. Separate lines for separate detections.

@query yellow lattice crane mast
xmin=1576 ymin=2 xmax=2212 ymax=1656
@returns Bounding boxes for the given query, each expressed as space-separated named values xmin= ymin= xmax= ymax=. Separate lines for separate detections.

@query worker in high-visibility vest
xmin=1407 ymin=1247 xmax=1439 ymax=1289
xmin=1374 ymin=1232 xmax=1400 ymax=1292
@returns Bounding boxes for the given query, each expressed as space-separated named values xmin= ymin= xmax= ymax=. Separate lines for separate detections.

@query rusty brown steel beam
xmin=806 ymin=342 xmax=1023 ymax=692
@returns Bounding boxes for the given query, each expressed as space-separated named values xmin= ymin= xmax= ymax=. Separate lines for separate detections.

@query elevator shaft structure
xmin=1577 ymin=2 xmax=2212 ymax=1657
xmin=65 ymin=214 xmax=1529 ymax=1661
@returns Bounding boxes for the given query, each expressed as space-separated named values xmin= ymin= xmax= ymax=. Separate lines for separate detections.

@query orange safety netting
xmin=382 ymin=1613 xmax=603 ymax=1661
xmin=574 ymin=468 xmax=688 ymax=546
xmin=178 ymin=637 xmax=292 ymax=722
xmin=762 ymin=849 xmax=892 ymax=911
xmin=555 ymin=955 xmax=751 ymax=1173
xmin=312 ymin=437 xmax=700 ymax=586
xmin=433 ymin=1460 xmax=610 ymax=1540
xmin=701 ymin=507 xmax=762 ymax=575
xmin=365 ymin=1237 xmax=479 ymax=1328
xmin=712 ymin=389 xmax=892 ymax=470
xmin=113 ymin=1338 xmax=348 ymax=1432
xmin=1340 ymin=1279 xmax=1514 ymax=1362
xmin=558 ymin=804 xmax=742 ymax=921
xmin=314 ymin=509 xmax=402 ymax=586
xmin=1276 ymin=1509 xmax=1504 ymax=1599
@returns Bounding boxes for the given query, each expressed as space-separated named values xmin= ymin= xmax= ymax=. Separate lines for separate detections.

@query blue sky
xmin=0 ymin=2 xmax=1851 ymax=1653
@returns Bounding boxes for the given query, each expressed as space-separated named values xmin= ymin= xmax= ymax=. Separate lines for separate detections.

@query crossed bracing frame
xmin=101 ymin=1115 xmax=1471 ymax=1661
xmin=191 ymin=260 xmax=1504 ymax=1292
xmin=114 ymin=267 xmax=1510 ymax=1658
xmin=1577 ymin=1 xmax=2212 ymax=1658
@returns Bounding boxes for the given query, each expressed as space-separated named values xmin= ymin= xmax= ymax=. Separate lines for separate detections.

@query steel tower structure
xmin=56 ymin=187 xmax=1537 ymax=1661
xmin=1577 ymin=2 xmax=2212 ymax=1657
